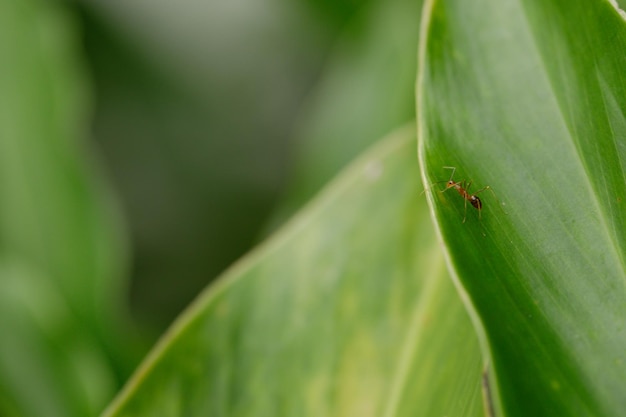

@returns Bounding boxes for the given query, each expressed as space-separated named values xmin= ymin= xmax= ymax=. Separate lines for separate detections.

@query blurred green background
xmin=74 ymin=0 xmax=418 ymax=332
xmin=78 ymin=0 xmax=359 ymax=331
xmin=0 ymin=0 xmax=419 ymax=415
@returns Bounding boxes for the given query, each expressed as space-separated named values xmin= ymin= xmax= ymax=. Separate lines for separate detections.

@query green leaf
xmin=0 ymin=1 xmax=134 ymax=415
xmin=417 ymin=0 xmax=626 ymax=415
xmin=102 ymin=126 xmax=485 ymax=417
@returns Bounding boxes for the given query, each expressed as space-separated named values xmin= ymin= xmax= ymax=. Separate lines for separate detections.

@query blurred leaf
xmin=277 ymin=0 xmax=424 ymax=218
xmin=0 ymin=258 xmax=113 ymax=417
xmin=418 ymin=0 xmax=626 ymax=415
xmin=76 ymin=0 xmax=329 ymax=328
xmin=102 ymin=126 xmax=485 ymax=417
xmin=302 ymin=0 xmax=375 ymax=29
xmin=0 ymin=0 xmax=134 ymax=415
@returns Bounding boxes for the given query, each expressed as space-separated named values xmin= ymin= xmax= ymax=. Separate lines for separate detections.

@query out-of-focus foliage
xmin=102 ymin=127 xmax=485 ymax=417
xmin=75 ymin=0 xmax=410 ymax=330
xmin=278 ymin=0 xmax=423 ymax=219
xmin=77 ymin=0 xmax=333 ymax=329
xmin=0 ymin=0 xmax=138 ymax=415
xmin=1 ymin=0 xmax=427 ymax=415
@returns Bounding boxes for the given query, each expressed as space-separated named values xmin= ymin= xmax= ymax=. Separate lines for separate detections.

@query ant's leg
xmin=443 ymin=166 xmax=456 ymax=182
xmin=474 ymin=185 xmax=508 ymax=215
xmin=440 ymin=184 xmax=455 ymax=194
xmin=473 ymin=185 xmax=489 ymax=195
xmin=471 ymin=183 xmax=488 ymax=235
xmin=463 ymin=197 xmax=468 ymax=223
xmin=462 ymin=180 xmax=472 ymax=223
xmin=479 ymin=214 xmax=487 ymax=236
xmin=420 ymin=180 xmax=448 ymax=196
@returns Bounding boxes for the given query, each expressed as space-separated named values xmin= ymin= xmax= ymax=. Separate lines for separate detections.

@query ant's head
xmin=446 ymin=180 xmax=456 ymax=188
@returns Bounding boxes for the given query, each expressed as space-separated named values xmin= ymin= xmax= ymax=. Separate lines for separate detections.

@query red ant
xmin=429 ymin=166 xmax=504 ymax=223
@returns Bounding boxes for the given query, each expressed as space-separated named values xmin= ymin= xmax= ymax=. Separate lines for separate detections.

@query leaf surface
xmin=417 ymin=0 xmax=626 ymax=415
xmin=103 ymin=126 xmax=485 ymax=417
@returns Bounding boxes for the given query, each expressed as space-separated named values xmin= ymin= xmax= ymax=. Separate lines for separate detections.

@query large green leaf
xmin=0 ymin=1 xmax=134 ymax=415
xmin=417 ymin=0 xmax=626 ymax=415
xmin=102 ymin=126 xmax=485 ymax=417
